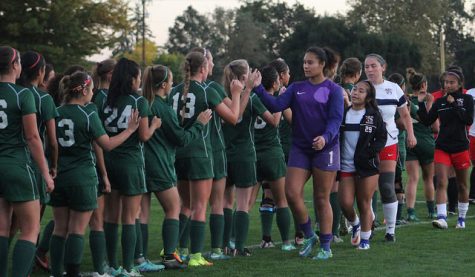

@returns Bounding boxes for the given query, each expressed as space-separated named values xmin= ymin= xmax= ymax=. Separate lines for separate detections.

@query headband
xmin=29 ymin=53 xmax=41 ymax=69
xmin=445 ymin=71 xmax=461 ymax=81
xmin=154 ymin=67 xmax=168 ymax=87
xmin=10 ymin=49 xmax=17 ymax=64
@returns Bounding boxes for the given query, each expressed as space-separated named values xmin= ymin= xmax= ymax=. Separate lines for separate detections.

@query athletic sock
xmin=360 ymin=231 xmax=371 ymax=241
xmin=162 ymin=218 xmax=179 ymax=255
xmin=276 ymin=207 xmax=291 ymax=242
xmin=383 ymin=201 xmax=398 ymax=235
xmin=37 ymin=219 xmax=55 ymax=254
xmin=458 ymin=202 xmax=469 ymax=219
xmin=140 ymin=223 xmax=149 ymax=258
xmin=189 ymin=220 xmax=205 ymax=254
xmin=350 ymin=216 xmax=360 ymax=227
xmin=426 ymin=201 xmax=435 ymax=215
xmin=436 ymin=203 xmax=447 ymax=219
xmin=448 ymin=177 xmax=458 ymax=211
xmin=134 ymin=219 xmax=144 ymax=261
xmin=470 ymin=167 xmax=475 ymax=199
xmin=372 ymin=192 xmax=378 ymax=220
xmin=299 ymin=217 xmax=314 ymax=239
xmin=234 ymin=211 xmax=250 ymax=251
xmin=231 ymin=210 xmax=236 ymax=241
xmin=12 ymin=240 xmax=36 ymax=277
xmin=50 ymin=235 xmax=65 ymax=277
xmin=178 ymin=214 xmax=190 ymax=249
xmin=104 ymin=222 xmax=119 ymax=269
xmin=407 ymin=207 xmax=415 ymax=216
xmin=122 ymin=224 xmax=136 ymax=271
xmin=260 ymin=209 xmax=274 ymax=238
xmin=319 ymin=233 xmax=332 ymax=251
xmin=223 ymin=208 xmax=233 ymax=248
xmin=330 ymin=192 xmax=341 ymax=236
xmin=64 ymin=234 xmax=84 ymax=276
xmin=0 ymin=236 xmax=8 ymax=277
xmin=89 ymin=231 xmax=106 ymax=274
xmin=396 ymin=199 xmax=404 ymax=221
xmin=210 ymin=214 xmax=224 ymax=249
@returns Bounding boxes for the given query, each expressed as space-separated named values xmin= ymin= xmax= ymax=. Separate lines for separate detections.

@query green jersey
xmin=29 ymin=86 xmax=58 ymax=144
xmin=223 ymin=93 xmax=267 ymax=162
xmin=0 ymin=82 xmax=36 ymax=165
xmin=56 ymin=104 xmax=106 ymax=175
xmin=204 ymin=80 xmax=226 ymax=152
xmin=99 ymin=92 xmax=149 ymax=165
xmin=93 ymin=89 xmax=108 ymax=111
xmin=145 ymin=95 xmax=204 ymax=184
xmin=410 ymin=96 xmax=434 ymax=142
xmin=169 ymin=80 xmax=222 ymax=159
xmin=254 ymin=92 xmax=282 ymax=158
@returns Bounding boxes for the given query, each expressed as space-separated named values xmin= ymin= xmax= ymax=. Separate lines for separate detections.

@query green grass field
xmin=25 ymin=174 xmax=475 ymax=276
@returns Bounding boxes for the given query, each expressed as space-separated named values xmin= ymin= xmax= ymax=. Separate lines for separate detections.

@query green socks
xmin=260 ymin=210 xmax=274 ymax=238
xmin=223 ymin=208 xmax=233 ymax=248
xmin=50 ymin=235 xmax=66 ymax=277
xmin=162 ymin=219 xmax=179 ymax=255
xmin=134 ymin=219 xmax=144 ymax=260
xmin=234 ymin=211 xmax=249 ymax=251
xmin=276 ymin=207 xmax=291 ymax=242
xmin=122 ymin=224 xmax=136 ymax=271
xmin=209 ymin=214 xmax=224 ymax=249
xmin=179 ymin=214 xmax=190 ymax=249
xmin=65 ymin=234 xmax=84 ymax=276
xmin=141 ymin=223 xmax=149 ymax=258
xmin=190 ymin=220 xmax=205 ymax=254
xmin=38 ymin=219 xmax=55 ymax=253
xmin=0 ymin=236 xmax=8 ymax=277
xmin=104 ymin=222 xmax=119 ymax=269
xmin=427 ymin=201 xmax=435 ymax=215
xmin=330 ymin=192 xmax=341 ymax=235
xmin=12 ymin=240 xmax=36 ymax=277
xmin=89 ymin=231 xmax=106 ymax=274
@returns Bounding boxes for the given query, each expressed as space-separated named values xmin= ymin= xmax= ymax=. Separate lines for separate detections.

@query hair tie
xmin=72 ymin=75 xmax=92 ymax=92
xmin=155 ymin=67 xmax=168 ymax=87
xmin=10 ymin=48 xmax=17 ymax=64
xmin=29 ymin=53 xmax=41 ymax=69
xmin=203 ymin=48 xmax=207 ymax=58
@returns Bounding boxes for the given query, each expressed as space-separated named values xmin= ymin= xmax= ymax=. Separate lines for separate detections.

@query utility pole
xmin=440 ymin=29 xmax=445 ymax=73
xmin=142 ymin=0 xmax=146 ymax=67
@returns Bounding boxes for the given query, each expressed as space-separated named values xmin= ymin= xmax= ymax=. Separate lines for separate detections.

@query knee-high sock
xmin=210 ymin=214 xmax=224 ymax=249
xmin=89 ymin=231 xmax=106 ymax=274
xmin=223 ymin=208 xmax=233 ymax=248
xmin=234 ymin=211 xmax=250 ymax=251
xmin=104 ymin=222 xmax=119 ymax=269
xmin=276 ymin=207 xmax=291 ymax=242
xmin=330 ymin=192 xmax=341 ymax=235
xmin=12 ymin=240 xmax=36 ymax=277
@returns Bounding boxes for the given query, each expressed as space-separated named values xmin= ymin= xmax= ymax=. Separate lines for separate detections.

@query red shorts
xmin=340 ymin=172 xmax=355 ymax=178
xmin=469 ymin=136 xmax=475 ymax=161
xmin=434 ymin=149 xmax=471 ymax=170
xmin=379 ymin=144 xmax=398 ymax=161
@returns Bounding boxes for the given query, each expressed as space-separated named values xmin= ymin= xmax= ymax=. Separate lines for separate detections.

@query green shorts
xmin=212 ymin=150 xmax=227 ymax=180
xmin=406 ymin=140 xmax=435 ymax=165
xmin=146 ymin=178 xmax=175 ymax=193
xmin=34 ymin=169 xmax=50 ymax=205
xmin=0 ymin=163 xmax=38 ymax=202
xmin=175 ymin=157 xmax=214 ymax=181
xmin=107 ymin=162 xmax=147 ymax=196
xmin=95 ymin=166 xmax=105 ymax=197
xmin=256 ymin=155 xmax=286 ymax=182
xmin=227 ymin=161 xmax=257 ymax=188
xmin=50 ymin=185 xmax=98 ymax=211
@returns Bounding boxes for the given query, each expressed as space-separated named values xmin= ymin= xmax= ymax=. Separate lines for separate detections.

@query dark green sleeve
xmin=41 ymin=94 xmax=58 ymax=121
xmin=20 ymin=89 xmax=37 ymax=115
xmin=252 ymin=94 xmax=268 ymax=117
xmin=90 ymin=111 xmax=107 ymax=139
xmin=138 ymin=97 xmax=149 ymax=118
xmin=206 ymin=87 xmax=223 ymax=109
xmin=162 ymin=105 xmax=204 ymax=147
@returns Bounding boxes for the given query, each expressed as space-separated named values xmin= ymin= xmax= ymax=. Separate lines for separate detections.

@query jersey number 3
xmin=58 ymin=119 xmax=75 ymax=147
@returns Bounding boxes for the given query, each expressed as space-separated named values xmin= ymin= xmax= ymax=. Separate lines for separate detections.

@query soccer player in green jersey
xmin=0 ymin=46 xmax=54 ymax=277
xmin=49 ymin=71 xmax=140 ymax=277
xmin=253 ymin=65 xmax=294 ymax=251
xmin=142 ymin=64 xmax=211 ymax=269
xmin=98 ymin=58 xmax=161 ymax=276
xmin=171 ymin=52 xmax=252 ymax=266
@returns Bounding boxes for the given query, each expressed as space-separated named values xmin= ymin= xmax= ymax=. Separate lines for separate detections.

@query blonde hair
xmin=142 ymin=65 xmax=169 ymax=104
xmin=182 ymin=52 xmax=207 ymax=122
xmin=223 ymin=59 xmax=249 ymax=97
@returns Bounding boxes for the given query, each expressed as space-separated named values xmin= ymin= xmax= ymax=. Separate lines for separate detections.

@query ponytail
xmin=142 ymin=65 xmax=169 ymax=104
xmin=60 ymin=72 xmax=92 ymax=103
xmin=0 ymin=46 xmax=19 ymax=75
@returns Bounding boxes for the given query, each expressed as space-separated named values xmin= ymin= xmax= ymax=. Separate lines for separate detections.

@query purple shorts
xmin=287 ymin=143 xmax=340 ymax=171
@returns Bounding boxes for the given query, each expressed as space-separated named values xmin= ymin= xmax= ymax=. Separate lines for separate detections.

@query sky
xmin=91 ymin=0 xmax=349 ymax=61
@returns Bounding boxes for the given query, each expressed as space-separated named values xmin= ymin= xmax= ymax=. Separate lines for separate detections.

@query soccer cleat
xmin=428 ymin=212 xmax=438 ymax=219
xmin=432 ymin=218 xmax=448 ymax=229
xmin=332 ymin=235 xmax=344 ymax=243
xmin=357 ymin=240 xmax=370 ymax=250
xmin=312 ymin=248 xmax=333 ymax=260
xmin=294 ymin=231 xmax=304 ymax=246
xmin=281 ymin=243 xmax=297 ymax=251
xmin=106 ymin=266 xmax=123 ymax=277
xmin=35 ymin=253 xmax=50 ymax=272
xmin=384 ymin=233 xmax=396 ymax=242
xmin=119 ymin=268 xmax=143 ymax=277
xmin=299 ymin=235 xmax=317 ymax=257
xmin=135 ymin=259 xmax=164 ymax=272
xmin=232 ymin=248 xmax=252 ymax=257
xmin=456 ymin=218 xmax=466 ymax=229
xmin=92 ymin=272 xmax=113 ymax=277
xmin=351 ymin=224 xmax=361 ymax=246
xmin=178 ymin=248 xmax=189 ymax=262
xmin=188 ymin=253 xmax=213 ymax=267
xmin=396 ymin=219 xmax=407 ymax=225
xmin=228 ymin=239 xmax=236 ymax=250
xmin=260 ymin=239 xmax=275 ymax=248
xmin=407 ymin=214 xmax=420 ymax=222
xmin=163 ymin=258 xmax=187 ymax=270
xmin=205 ymin=248 xmax=231 ymax=260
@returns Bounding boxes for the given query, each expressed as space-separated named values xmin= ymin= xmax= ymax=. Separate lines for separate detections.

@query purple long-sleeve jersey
xmin=254 ymin=79 xmax=343 ymax=152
